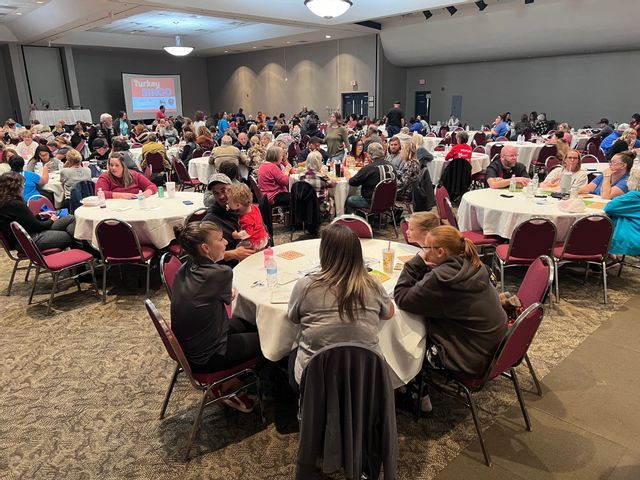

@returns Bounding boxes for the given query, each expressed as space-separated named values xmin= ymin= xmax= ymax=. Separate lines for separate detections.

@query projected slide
xmin=122 ymin=73 xmax=183 ymax=120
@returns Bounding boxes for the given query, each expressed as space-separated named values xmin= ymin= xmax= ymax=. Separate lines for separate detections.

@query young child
xmin=405 ymin=211 xmax=441 ymax=246
xmin=227 ymin=183 xmax=270 ymax=250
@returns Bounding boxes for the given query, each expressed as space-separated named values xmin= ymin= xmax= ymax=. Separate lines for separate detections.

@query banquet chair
xmin=581 ymin=154 xmax=599 ymax=164
xmin=587 ymin=142 xmax=607 ymax=163
xmin=470 ymin=171 xmax=487 ymax=191
xmin=10 ymin=222 xmax=97 ymax=313
xmin=472 ymin=132 xmax=487 ymax=147
xmin=516 ymin=256 xmax=555 ymax=396
xmin=172 ymin=157 xmax=204 ymax=192
xmin=426 ymin=132 xmax=437 ymax=137
xmin=289 ymin=181 xmax=320 ymax=241
xmin=331 ymin=214 xmax=373 ymax=239
xmin=473 ymin=146 xmax=485 ymax=153
xmin=439 ymin=158 xmax=472 ymax=202
xmin=531 ymin=144 xmax=557 ymax=176
xmin=493 ymin=218 xmax=556 ymax=291
xmin=435 ymin=186 xmax=502 ymax=251
xmin=545 ymin=156 xmax=562 ymax=174
xmin=419 ymin=303 xmax=544 ymax=466
xmin=95 ymin=219 xmax=157 ymax=303
xmin=355 ymin=180 xmax=398 ymax=237
xmin=191 ymin=149 xmax=205 ymax=159
xmin=144 ymin=152 xmax=166 ymax=173
xmin=488 ymin=143 xmax=504 ymax=160
xmin=160 ymin=252 xmax=182 ymax=300
xmin=248 ymin=176 xmax=263 ymax=203
xmin=75 ymin=140 xmax=86 ymax=153
xmin=69 ymin=181 xmax=96 ymax=214
xmin=131 ymin=143 xmax=143 ymax=148
xmin=587 ymin=136 xmax=602 ymax=148
xmin=166 ymin=208 xmax=210 ymax=257
xmin=494 ymin=136 xmax=510 ymax=142
xmin=523 ymin=128 xmax=534 ymax=141
xmin=144 ymin=299 xmax=263 ymax=461
xmin=574 ymin=137 xmax=589 ymax=152
xmin=27 ymin=195 xmax=55 ymax=215
xmin=434 ymin=145 xmax=445 ymax=152
xmin=553 ymin=215 xmax=614 ymax=303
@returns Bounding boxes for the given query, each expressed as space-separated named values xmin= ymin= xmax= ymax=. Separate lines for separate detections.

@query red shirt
xmin=445 ymin=143 xmax=473 ymax=162
xmin=95 ymin=170 xmax=158 ymax=199
xmin=155 ymin=109 xmax=167 ymax=120
xmin=239 ymin=204 xmax=268 ymax=247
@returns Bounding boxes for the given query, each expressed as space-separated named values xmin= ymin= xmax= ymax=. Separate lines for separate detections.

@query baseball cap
xmin=207 ymin=173 xmax=232 ymax=189
xmin=309 ymin=136 xmax=323 ymax=144
xmin=599 ymin=118 xmax=609 ymax=124
xmin=616 ymin=123 xmax=630 ymax=132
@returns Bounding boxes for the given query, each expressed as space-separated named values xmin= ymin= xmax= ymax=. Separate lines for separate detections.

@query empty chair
xmin=355 ymin=179 xmax=398 ymax=237
xmin=10 ymin=222 xmax=97 ymax=313
xmin=160 ymin=252 xmax=182 ymax=300
xmin=331 ymin=214 xmax=373 ymax=239
xmin=144 ymin=152 xmax=167 ymax=173
xmin=553 ymin=215 xmax=614 ymax=303
xmin=438 ymin=158 xmax=471 ymax=203
xmin=191 ymin=149 xmax=205 ymax=158
xmin=545 ymin=156 xmax=562 ymax=173
xmin=144 ymin=299 xmax=262 ymax=460
xmin=421 ymin=303 xmax=545 ymax=466
xmin=494 ymin=136 xmax=510 ymax=142
xmin=472 ymin=131 xmax=487 ymax=147
xmin=172 ymin=157 xmax=204 ymax=192
xmin=95 ymin=219 xmax=156 ymax=303
xmin=26 ymin=195 xmax=55 ymax=215
xmin=488 ymin=143 xmax=504 ymax=160
xmin=531 ymin=144 xmax=557 ymax=175
xmin=493 ymin=218 xmax=556 ymax=290
xmin=473 ymin=146 xmax=485 ymax=153
xmin=581 ymin=154 xmax=599 ymax=164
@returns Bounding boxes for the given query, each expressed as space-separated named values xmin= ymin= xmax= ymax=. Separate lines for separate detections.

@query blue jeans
xmin=386 ymin=125 xmax=401 ymax=138
xmin=345 ymin=195 xmax=370 ymax=214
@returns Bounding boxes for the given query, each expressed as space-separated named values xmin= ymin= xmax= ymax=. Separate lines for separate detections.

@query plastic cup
xmin=382 ymin=248 xmax=395 ymax=275
xmin=166 ymin=181 xmax=176 ymax=199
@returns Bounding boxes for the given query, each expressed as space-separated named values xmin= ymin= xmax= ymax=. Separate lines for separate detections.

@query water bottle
xmin=570 ymin=186 xmax=578 ymax=199
xmin=509 ymin=174 xmax=517 ymax=193
xmin=263 ymin=246 xmax=274 ymax=268
xmin=137 ymin=189 xmax=145 ymax=209
xmin=97 ymin=188 xmax=106 ymax=208
xmin=531 ymin=173 xmax=539 ymax=193
xmin=265 ymin=255 xmax=278 ymax=288
xmin=35 ymin=161 xmax=43 ymax=175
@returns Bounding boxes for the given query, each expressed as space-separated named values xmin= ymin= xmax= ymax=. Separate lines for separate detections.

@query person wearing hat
xmin=202 ymin=173 xmax=255 ymax=266
xmin=385 ymin=100 xmax=404 ymax=138
xmin=296 ymin=136 xmax=328 ymax=166
xmin=594 ymin=118 xmax=613 ymax=140
xmin=86 ymin=138 xmax=111 ymax=168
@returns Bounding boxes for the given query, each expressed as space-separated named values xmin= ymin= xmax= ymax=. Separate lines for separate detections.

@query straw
xmin=387 ymin=241 xmax=391 ymax=252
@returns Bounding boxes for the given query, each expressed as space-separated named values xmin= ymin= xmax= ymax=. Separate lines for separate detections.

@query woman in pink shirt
xmin=257 ymin=146 xmax=292 ymax=207
xmin=95 ymin=152 xmax=157 ymax=199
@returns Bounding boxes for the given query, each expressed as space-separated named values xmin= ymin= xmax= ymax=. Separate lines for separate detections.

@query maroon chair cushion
xmin=553 ymin=245 xmax=603 ymax=262
xmin=166 ymin=241 xmax=182 ymax=256
xmin=495 ymin=244 xmax=539 ymax=264
xmin=44 ymin=249 xmax=94 ymax=270
xmin=191 ymin=357 xmax=262 ymax=384
xmin=462 ymin=230 xmax=502 ymax=246
xmin=106 ymin=245 xmax=156 ymax=263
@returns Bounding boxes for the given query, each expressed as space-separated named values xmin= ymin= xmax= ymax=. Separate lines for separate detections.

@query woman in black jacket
xmin=0 ymin=173 xmax=77 ymax=251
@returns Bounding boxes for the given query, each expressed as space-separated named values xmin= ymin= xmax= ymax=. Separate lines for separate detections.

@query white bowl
xmin=81 ymin=196 xmax=100 ymax=207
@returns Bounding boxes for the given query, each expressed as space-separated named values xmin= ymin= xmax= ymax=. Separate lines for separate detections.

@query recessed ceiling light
xmin=252 ymin=46 xmax=257 ymax=49
xmin=36 ymin=1 xmax=44 ymax=4
xmin=16 ymin=12 xmax=22 ymax=15
xmin=286 ymin=41 xmax=291 ymax=44
xmin=325 ymin=35 xmax=332 ymax=39
xmin=224 ymin=50 xmax=229 ymax=53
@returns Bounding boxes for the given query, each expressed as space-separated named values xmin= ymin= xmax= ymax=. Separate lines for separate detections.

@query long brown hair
xmin=0 ymin=172 xmax=25 ymax=208
xmin=107 ymin=152 xmax=133 ymax=188
xmin=305 ymin=224 xmax=378 ymax=322
xmin=428 ymin=225 xmax=483 ymax=268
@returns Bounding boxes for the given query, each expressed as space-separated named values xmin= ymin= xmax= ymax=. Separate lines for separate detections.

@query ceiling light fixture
xmin=325 ymin=34 xmax=332 ymax=38
xmin=163 ymin=35 xmax=194 ymax=56
xmin=475 ymin=1 xmax=488 ymax=11
xmin=304 ymin=0 xmax=352 ymax=19
xmin=446 ymin=6 xmax=457 ymax=15
xmin=422 ymin=10 xmax=433 ymax=20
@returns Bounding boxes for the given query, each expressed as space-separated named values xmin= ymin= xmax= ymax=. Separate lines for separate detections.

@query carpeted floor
xmin=0 ymin=221 xmax=636 ymax=480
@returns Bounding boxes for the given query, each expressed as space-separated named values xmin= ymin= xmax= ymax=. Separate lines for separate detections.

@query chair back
xmin=289 ymin=180 xmax=320 ymax=228
xmin=69 ymin=180 xmax=95 ymax=213
xmin=191 ymin=149 xmax=205 ymax=158
xmin=439 ymin=158 xmax=472 ymax=201
xmin=331 ymin=214 xmax=373 ymax=239
xmin=574 ymin=137 xmax=589 ymax=152
xmin=435 ymin=185 xmax=459 ymax=228
xmin=9 ymin=222 xmax=47 ymax=268
xmin=487 ymin=303 xmax=544 ymax=381
xmin=517 ymin=256 xmax=554 ymax=310
xmin=27 ymin=195 xmax=55 ymax=215
xmin=560 ymin=215 xmax=613 ymax=260
xmin=489 ymin=143 xmax=504 ymax=160
xmin=95 ymin=219 xmax=146 ymax=263
xmin=506 ymin=218 xmax=556 ymax=261
xmin=586 ymin=141 xmax=599 ymax=157
xmin=131 ymin=143 xmax=142 ymax=148
xmin=450 ymin=133 xmax=458 ymax=145
xmin=495 ymin=136 xmax=509 ymax=142
xmin=145 ymin=152 xmax=165 ymax=172
xmin=595 ymin=147 xmax=607 ymax=163
xmin=523 ymin=128 xmax=534 ymax=141
xmin=171 ymin=157 xmax=191 ymax=184
xmin=545 ymin=156 xmax=561 ymax=173
xmin=472 ymin=131 xmax=487 ymax=147
xmin=249 ymin=176 xmax=263 ymax=203
xmin=185 ymin=207 xmax=208 ymax=224
xmin=75 ymin=140 xmax=86 ymax=152
xmin=473 ymin=146 xmax=485 ymax=153
xmin=587 ymin=135 xmax=601 ymax=148
xmin=434 ymin=145 xmax=445 ymax=152
xmin=581 ymin=154 xmax=598 ymax=164
xmin=535 ymin=144 xmax=557 ymax=165
xmin=0 ymin=230 xmax=21 ymax=260
xmin=368 ymin=180 xmax=397 ymax=214
xmin=426 ymin=132 xmax=436 ymax=137
xmin=160 ymin=252 xmax=182 ymax=299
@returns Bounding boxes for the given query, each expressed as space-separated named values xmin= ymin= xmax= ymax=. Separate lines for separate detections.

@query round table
xmin=485 ymin=141 xmax=545 ymax=170
xmin=74 ymin=191 xmax=204 ymax=249
xmin=428 ymin=152 xmax=491 ymax=185
xmin=232 ymin=238 xmax=426 ymax=388
xmin=188 ymin=156 xmax=215 ymax=184
xmin=42 ymin=172 xmax=65 ymax=207
xmin=422 ymin=136 xmax=444 ymax=152
xmin=457 ymin=188 xmax=609 ymax=241
xmin=289 ymin=171 xmax=359 ymax=217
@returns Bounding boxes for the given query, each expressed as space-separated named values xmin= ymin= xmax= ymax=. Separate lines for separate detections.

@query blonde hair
xmin=411 ymin=134 xmax=424 ymax=150
xmin=64 ymin=149 xmax=82 ymax=166
xmin=227 ymin=183 xmax=252 ymax=207
xmin=401 ymin=142 xmax=418 ymax=163
xmin=409 ymin=211 xmax=440 ymax=232
xmin=622 ymin=128 xmax=638 ymax=142
xmin=428 ymin=225 xmax=482 ymax=268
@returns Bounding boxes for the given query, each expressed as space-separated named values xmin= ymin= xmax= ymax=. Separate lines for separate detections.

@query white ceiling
xmin=0 ymin=0 xmax=637 ymax=65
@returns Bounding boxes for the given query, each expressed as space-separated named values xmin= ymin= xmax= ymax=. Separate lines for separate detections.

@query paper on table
xmin=278 ymin=272 xmax=299 ymax=286
xmin=369 ymin=270 xmax=391 ymax=283
xmin=270 ymin=289 xmax=292 ymax=304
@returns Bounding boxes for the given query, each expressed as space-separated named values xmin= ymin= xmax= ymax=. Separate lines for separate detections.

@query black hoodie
xmin=394 ymin=255 xmax=507 ymax=377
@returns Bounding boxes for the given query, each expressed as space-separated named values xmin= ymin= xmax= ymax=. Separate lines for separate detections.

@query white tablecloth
xmin=422 ymin=136 xmax=444 ymax=152
xmin=446 ymin=130 xmax=478 ymax=145
xmin=129 ymin=146 xmax=180 ymax=166
xmin=428 ymin=152 xmax=490 ymax=185
xmin=457 ymin=188 xmax=609 ymax=241
xmin=485 ymin=141 xmax=545 ymax=170
xmin=582 ymin=163 xmax=608 ymax=173
xmin=42 ymin=172 xmax=64 ymax=208
xmin=188 ymin=156 xmax=215 ymax=184
xmin=289 ymin=171 xmax=358 ymax=217
xmin=73 ymin=191 xmax=204 ymax=249
xmin=30 ymin=109 xmax=92 ymax=125
xmin=571 ymin=134 xmax=591 ymax=149
xmin=232 ymin=238 xmax=426 ymax=388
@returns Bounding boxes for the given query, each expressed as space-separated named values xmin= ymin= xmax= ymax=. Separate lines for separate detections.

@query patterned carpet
xmin=0 ymin=221 xmax=636 ymax=480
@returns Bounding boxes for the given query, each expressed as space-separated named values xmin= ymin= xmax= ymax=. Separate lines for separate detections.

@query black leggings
xmin=191 ymin=317 xmax=261 ymax=373
xmin=272 ymin=191 xmax=291 ymax=207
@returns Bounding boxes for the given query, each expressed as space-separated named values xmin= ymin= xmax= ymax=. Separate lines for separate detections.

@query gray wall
xmin=404 ymin=50 xmax=640 ymax=128
xmin=0 ymin=46 xmax=16 ymax=121
xmin=72 ymin=47 xmax=210 ymax=121
xmin=23 ymin=46 xmax=69 ymax=110
xmin=206 ymin=35 xmax=377 ymax=119
xmin=379 ymin=42 xmax=406 ymax=119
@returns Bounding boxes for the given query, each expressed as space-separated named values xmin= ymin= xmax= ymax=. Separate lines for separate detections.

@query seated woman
xmin=345 ymin=138 xmax=366 ymax=168
xmin=95 ymin=152 xmax=157 ymax=199
xmin=60 ymin=149 xmax=92 ymax=208
xmin=540 ymin=149 xmax=587 ymax=189
xmin=171 ymin=221 xmax=260 ymax=413
xmin=300 ymin=151 xmax=336 ymax=217
xmin=26 ymin=145 xmax=64 ymax=173
xmin=180 ymin=131 xmax=198 ymax=164
xmin=578 ymin=151 xmax=634 ymax=199
xmin=604 ymin=166 xmax=640 ymax=256
xmin=549 ymin=131 xmax=569 ymax=160
xmin=257 ymin=146 xmax=292 ymax=207
xmin=246 ymin=134 xmax=266 ymax=171
xmin=0 ymin=172 xmax=77 ymax=251
xmin=287 ymin=224 xmax=394 ymax=385
xmin=606 ymin=128 xmax=639 ymax=161
xmin=394 ymin=225 xmax=507 ymax=412
xmin=396 ymin=142 xmax=420 ymax=201
xmin=196 ymin=125 xmax=215 ymax=151
xmin=8 ymin=155 xmax=49 ymax=203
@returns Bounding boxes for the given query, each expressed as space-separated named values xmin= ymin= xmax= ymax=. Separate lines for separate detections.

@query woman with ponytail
xmin=394 ymin=225 xmax=508 ymax=413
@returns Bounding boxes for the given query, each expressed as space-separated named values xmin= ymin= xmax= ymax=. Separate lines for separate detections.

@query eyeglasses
xmin=610 ymin=160 xmax=625 ymax=166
